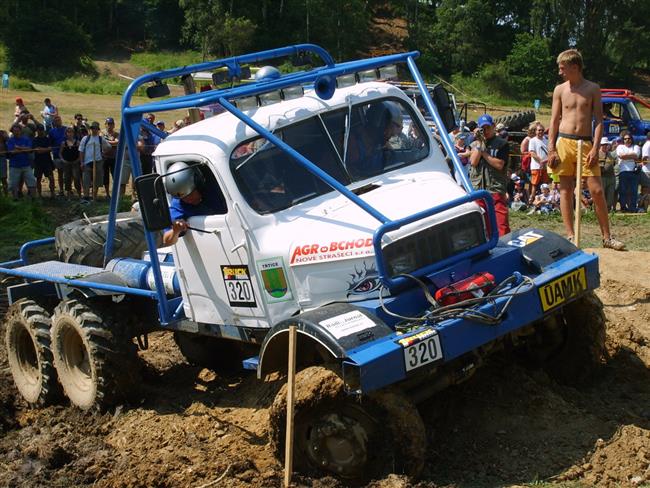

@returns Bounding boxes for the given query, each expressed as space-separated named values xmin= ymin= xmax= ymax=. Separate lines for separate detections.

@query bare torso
xmin=557 ymin=79 xmax=600 ymax=137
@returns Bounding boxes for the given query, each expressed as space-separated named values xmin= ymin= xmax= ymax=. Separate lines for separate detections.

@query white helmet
xmin=164 ymin=161 xmax=196 ymax=198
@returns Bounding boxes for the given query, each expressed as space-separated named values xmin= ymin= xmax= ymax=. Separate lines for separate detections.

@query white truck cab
xmin=154 ymin=81 xmax=484 ymax=330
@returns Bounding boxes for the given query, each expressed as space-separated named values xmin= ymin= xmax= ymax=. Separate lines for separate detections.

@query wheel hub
xmin=307 ymin=412 xmax=370 ymax=477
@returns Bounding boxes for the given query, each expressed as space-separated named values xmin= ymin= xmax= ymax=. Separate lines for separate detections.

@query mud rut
xmin=1 ymin=248 xmax=649 ymax=488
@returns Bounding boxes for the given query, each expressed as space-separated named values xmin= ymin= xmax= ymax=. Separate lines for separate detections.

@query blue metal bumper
xmin=342 ymin=248 xmax=599 ymax=393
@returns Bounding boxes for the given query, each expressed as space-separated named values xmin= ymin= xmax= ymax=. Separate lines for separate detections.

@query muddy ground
xmin=1 ymin=248 xmax=649 ymax=488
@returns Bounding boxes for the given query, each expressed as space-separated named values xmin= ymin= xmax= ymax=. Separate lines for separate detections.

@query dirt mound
xmin=1 ymin=249 xmax=649 ymax=487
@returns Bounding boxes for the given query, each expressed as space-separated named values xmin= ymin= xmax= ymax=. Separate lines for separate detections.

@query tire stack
xmin=494 ymin=110 xmax=536 ymax=132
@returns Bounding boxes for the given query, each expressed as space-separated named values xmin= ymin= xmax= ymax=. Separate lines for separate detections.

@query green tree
xmin=2 ymin=7 xmax=91 ymax=78
xmin=503 ymin=33 xmax=554 ymax=97
xmin=179 ymin=0 xmax=255 ymax=58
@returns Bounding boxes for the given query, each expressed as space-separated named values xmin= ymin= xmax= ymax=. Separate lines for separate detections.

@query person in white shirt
xmin=615 ymin=132 xmax=641 ymax=212
xmin=40 ymin=98 xmax=58 ymax=132
xmin=527 ymin=123 xmax=549 ymax=203
xmin=79 ymin=121 xmax=110 ymax=202
xmin=640 ymin=135 xmax=650 ymax=199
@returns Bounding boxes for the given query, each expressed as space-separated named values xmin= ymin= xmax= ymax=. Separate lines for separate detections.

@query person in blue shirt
xmin=162 ymin=161 xmax=227 ymax=245
xmin=6 ymin=124 xmax=35 ymax=198
xmin=48 ymin=115 xmax=67 ymax=196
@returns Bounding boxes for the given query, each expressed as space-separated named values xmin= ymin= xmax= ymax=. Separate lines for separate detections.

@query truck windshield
xmin=230 ymin=97 xmax=429 ymax=214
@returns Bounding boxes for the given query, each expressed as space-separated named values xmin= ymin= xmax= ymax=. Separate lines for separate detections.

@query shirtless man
xmin=547 ymin=49 xmax=625 ymax=250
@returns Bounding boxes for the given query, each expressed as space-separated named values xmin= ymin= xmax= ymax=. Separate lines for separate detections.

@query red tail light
xmin=434 ymin=272 xmax=496 ymax=306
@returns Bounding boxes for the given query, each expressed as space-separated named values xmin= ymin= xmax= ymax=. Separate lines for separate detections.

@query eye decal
xmin=347 ymin=262 xmax=381 ymax=296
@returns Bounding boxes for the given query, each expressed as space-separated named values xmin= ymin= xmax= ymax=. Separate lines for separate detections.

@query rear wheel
xmin=51 ymin=299 xmax=139 ymax=410
xmin=269 ymin=366 xmax=426 ymax=482
xmin=4 ymin=299 xmax=61 ymax=406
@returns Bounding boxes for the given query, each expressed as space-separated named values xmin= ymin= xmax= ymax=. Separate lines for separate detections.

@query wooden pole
xmin=284 ymin=325 xmax=298 ymax=488
xmin=574 ymin=140 xmax=583 ymax=247
xmin=180 ymin=74 xmax=201 ymax=124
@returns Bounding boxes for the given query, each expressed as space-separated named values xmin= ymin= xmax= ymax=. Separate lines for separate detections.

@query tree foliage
xmin=0 ymin=0 xmax=648 ymax=97
xmin=4 ymin=7 xmax=91 ymax=77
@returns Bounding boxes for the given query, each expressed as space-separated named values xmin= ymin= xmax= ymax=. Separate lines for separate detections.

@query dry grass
xmin=1 ymin=88 xmax=188 ymax=130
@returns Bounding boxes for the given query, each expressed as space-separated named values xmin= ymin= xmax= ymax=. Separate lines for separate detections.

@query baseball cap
xmin=477 ymin=114 xmax=494 ymax=128
xmin=156 ymin=120 xmax=165 ymax=126
xmin=511 ymin=173 xmax=520 ymax=181
xmin=600 ymin=137 xmax=610 ymax=145
xmin=105 ymin=117 xmax=115 ymax=124
xmin=90 ymin=121 xmax=100 ymax=129
xmin=541 ymin=183 xmax=550 ymax=190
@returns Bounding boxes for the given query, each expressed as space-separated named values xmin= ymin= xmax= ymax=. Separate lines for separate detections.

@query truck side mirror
xmin=135 ymin=174 xmax=172 ymax=231
xmin=431 ymin=84 xmax=457 ymax=133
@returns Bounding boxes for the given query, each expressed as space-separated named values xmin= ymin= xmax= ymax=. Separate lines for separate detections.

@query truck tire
xmin=519 ymin=291 xmax=607 ymax=383
xmin=269 ymin=365 xmax=426 ymax=482
xmin=173 ymin=331 xmax=255 ymax=374
xmin=50 ymin=299 xmax=139 ymax=410
xmin=495 ymin=110 xmax=535 ymax=132
xmin=4 ymin=299 xmax=61 ymax=406
xmin=545 ymin=291 xmax=607 ymax=384
xmin=55 ymin=212 xmax=157 ymax=267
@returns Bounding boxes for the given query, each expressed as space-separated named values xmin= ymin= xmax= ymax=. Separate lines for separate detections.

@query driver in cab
xmin=162 ymin=161 xmax=226 ymax=245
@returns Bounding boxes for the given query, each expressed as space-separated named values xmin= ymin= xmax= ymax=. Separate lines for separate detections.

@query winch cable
xmin=378 ymin=273 xmax=436 ymax=322
xmin=378 ymin=273 xmax=535 ymax=325
xmin=429 ymin=275 xmax=535 ymax=325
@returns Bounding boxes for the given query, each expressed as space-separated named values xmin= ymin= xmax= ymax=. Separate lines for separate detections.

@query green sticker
xmin=257 ymin=257 xmax=292 ymax=303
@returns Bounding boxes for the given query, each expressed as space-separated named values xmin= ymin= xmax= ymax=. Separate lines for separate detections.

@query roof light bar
xmin=282 ymin=85 xmax=304 ymax=100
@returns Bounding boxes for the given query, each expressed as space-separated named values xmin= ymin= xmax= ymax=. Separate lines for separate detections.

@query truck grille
xmin=383 ymin=212 xmax=486 ymax=277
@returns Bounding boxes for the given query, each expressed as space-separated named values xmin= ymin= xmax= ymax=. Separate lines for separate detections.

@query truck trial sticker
xmin=290 ymin=237 xmax=374 ymax=266
xmin=538 ymin=267 xmax=587 ymax=312
xmin=319 ymin=311 xmax=376 ymax=340
xmin=221 ymin=265 xmax=257 ymax=308
xmin=256 ymin=257 xmax=292 ymax=304
xmin=507 ymin=230 xmax=543 ymax=248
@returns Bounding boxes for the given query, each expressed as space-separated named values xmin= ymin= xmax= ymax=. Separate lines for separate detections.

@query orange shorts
xmin=555 ymin=137 xmax=600 ymax=177
xmin=531 ymin=169 xmax=549 ymax=186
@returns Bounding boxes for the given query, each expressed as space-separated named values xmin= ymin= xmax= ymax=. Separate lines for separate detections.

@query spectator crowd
xmin=0 ymin=97 xmax=191 ymax=203
xmin=451 ymin=119 xmax=650 ymax=216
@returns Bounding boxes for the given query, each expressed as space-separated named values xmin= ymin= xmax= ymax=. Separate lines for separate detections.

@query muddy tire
xmin=51 ymin=299 xmax=140 ymax=410
xmin=173 ymin=331 xmax=254 ymax=374
xmin=55 ymin=212 xmax=158 ymax=267
xmin=4 ymin=299 xmax=61 ymax=406
xmin=543 ymin=291 xmax=607 ymax=384
xmin=269 ymin=365 xmax=426 ymax=482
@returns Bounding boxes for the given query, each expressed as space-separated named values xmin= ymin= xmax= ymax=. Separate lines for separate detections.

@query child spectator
xmin=511 ymin=178 xmax=529 ymax=212
xmin=529 ymin=183 xmax=556 ymax=214
xmin=60 ymin=127 xmax=81 ymax=198
xmin=14 ymin=97 xmax=27 ymax=122
xmin=41 ymin=98 xmax=59 ymax=131
xmin=528 ymin=123 xmax=549 ymax=203
xmin=32 ymin=124 xmax=56 ymax=198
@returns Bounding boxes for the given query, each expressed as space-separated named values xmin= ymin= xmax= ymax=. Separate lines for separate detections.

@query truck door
xmin=168 ymin=160 xmax=266 ymax=327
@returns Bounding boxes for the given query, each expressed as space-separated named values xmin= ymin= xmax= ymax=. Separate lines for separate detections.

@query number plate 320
xmin=399 ymin=330 xmax=443 ymax=372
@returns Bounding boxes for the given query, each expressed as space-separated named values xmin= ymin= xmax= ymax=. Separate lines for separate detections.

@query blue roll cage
xmin=1 ymin=44 xmax=498 ymax=326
